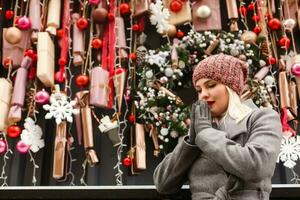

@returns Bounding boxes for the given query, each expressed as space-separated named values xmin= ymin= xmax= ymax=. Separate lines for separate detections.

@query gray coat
xmin=153 ymin=100 xmax=282 ymax=200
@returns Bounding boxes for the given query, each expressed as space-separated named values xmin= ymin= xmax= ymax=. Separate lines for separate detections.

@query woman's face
xmin=195 ymin=78 xmax=229 ymax=117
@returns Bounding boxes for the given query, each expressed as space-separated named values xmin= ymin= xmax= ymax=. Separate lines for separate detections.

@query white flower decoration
xmin=149 ymin=0 xmax=171 ymax=34
xmin=43 ymin=93 xmax=79 ymax=124
xmin=277 ymin=134 xmax=300 ymax=168
xmin=20 ymin=118 xmax=44 ymax=153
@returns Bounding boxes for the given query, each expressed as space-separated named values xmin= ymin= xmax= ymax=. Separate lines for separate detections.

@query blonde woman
xmin=153 ymin=54 xmax=282 ymax=200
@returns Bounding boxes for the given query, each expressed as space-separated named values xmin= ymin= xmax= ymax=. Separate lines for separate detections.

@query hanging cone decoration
xmin=113 ymin=68 xmax=126 ymax=111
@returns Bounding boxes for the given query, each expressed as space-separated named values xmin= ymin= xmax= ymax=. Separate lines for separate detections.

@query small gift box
xmin=90 ymin=67 xmax=110 ymax=108
xmin=37 ymin=32 xmax=55 ymax=87
xmin=0 ymin=79 xmax=12 ymax=131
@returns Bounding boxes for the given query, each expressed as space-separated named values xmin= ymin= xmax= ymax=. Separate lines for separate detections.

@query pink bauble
xmin=0 ymin=140 xmax=7 ymax=154
xmin=35 ymin=89 xmax=50 ymax=104
xmin=89 ymin=0 xmax=100 ymax=5
xmin=17 ymin=16 xmax=31 ymax=30
xmin=291 ymin=63 xmax=300 ymax=77
xmin=16 ymin=140 xmax=29 ymax=154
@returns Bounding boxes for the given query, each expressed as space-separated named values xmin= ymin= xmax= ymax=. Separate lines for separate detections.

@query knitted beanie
xmin=192 ymin=54 xmax=249 ymax=95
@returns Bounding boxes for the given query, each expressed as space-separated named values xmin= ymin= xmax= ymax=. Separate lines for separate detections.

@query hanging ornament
xmin=122 ymin=155 xmax=131 ymax=167
xmin=35 ymin=89 xmax=50 ymax=105
xmin=239 ymin=6 xmax=247 ymax=17
xmin=108 ymin=13 xmax=115 ymax=21
xmin=176 ymin=30 xmax=184 ymax=38
xmin=196 ymin=5 xmax=212 ymax=19
xmin=119 ymin=3 xmax=131 ymax=15
xmin=268 ymin=18 xmax=281 ymax=31
xmin=17 ymin=16 xmax=31 ymax=30
xmin=247 ymin=2 xmax=255 ymax=11
xmin=75 ymin=74 xmax=89 ymax=87
xmin=253 ymin=26 xmax=262 ymax=34
xmin=7 ymin=125 xmax=22 ymax=138
xmin=129 ymin=53 xmax=137 ymax=61
xmin=77 ymin=17 xmax=89 ymax=30
xmin=251 ymin=14 xmax=260 ymax=22
xmin=92 ymin=38 xmax=103 ymax=49
xmin=132 ymin=24 xmax=140 ymax=32
xmin=5 ymin=10 xmax=14 ymax=20
xmin=278 ymin=36 xmax=291 ymax=50
xmin=170 ymin=0 xmax=183 ymax=13
xmin=92 ymin=8 xmax=108 ymax=23
xmin=240 ymin=31 xmax=257 ymax=44
xmin=165 ymin=24 xmax=177 ymax=37
xmin=268 ymin=56 xmax=276 ymax=65
xmin=16 ymin=140 xmax=29 ymax=154
xmin=54 ymin=71 xmax=66 ymax=83
xmin=284 ymin=18 xmax=296 ymax=31
xmin=128 ymin=114 xmax=135 ymax=124
xmin=0 ymin=139 xmax=7 ymax=154
xmin=291 ymin=55 xmax=300 ymax=77
xmin=5 ymin=27 xmax=22 ymax=44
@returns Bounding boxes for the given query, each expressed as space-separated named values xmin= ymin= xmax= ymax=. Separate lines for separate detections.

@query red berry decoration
xmin=77 ymin=17 xmax=89 ymax=30
xmin=278 ymin=36 xmax=291 ymax=50
xmin=129 ymin=53 xmax=137 ymax=61
xmin=3 ymin=57 xmax=12 ymax=68
xmin=25 ymin=49 xmax=35 ymax=58
xmin=253 ymin=26 xmax=262 ymax=34
xmin=128 ymin=114 xmax=135 ymax=124
xmin=58 ymin=58 xmax=67 ymax=66
xmin=247 ymin=3 xmax=255 ymax=11
xmin=170 ymin=0 xmax=183 ymax=13
xmin=119 ymin=3 xmax=130 ymax=15
xmin=56 ymin=29 xmax=64 ymax=38
xmin=92 ymin=38 xmax=103 ymax=49
xmin=251 ymin=14 xmax=260 ymax=22
xmin=55 ymin=71 xmax=66 ymax=83
xmin=176 ymin=30 xmax=184 ymax=38
xmin=268 ymin=56 xmax=276 ymax=65
xmin=132 ymin=24 xmax=140 ymax=32
xmin=268 ymin=18 xmax=281 ymax=31
xmin=5 ymin=10 xmax=14 ymax=20
xmin=239 ymin=6 xmax=247 ymax=16
xmin=7 ymin=125 xmax=21 ymax=138
xmin=122 ymin=156 xmax=131 ymax=167
xmin=75 ymin=74 xmax=89 ymax=87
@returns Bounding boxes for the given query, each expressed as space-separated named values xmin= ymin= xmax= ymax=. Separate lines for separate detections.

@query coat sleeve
xmin=194 ymin=108 xmax=282 ymax=182
xmin=153 ymin=136 xmax=200 ymax=194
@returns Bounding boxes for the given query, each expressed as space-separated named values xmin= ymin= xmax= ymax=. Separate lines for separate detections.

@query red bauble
xmin=176 ymin=30 xmax=184 ymax=38
xmin=119 ymin=3 xmax=130 ymax=15
xmin=253 ymin=26 xmax=262 ymax=34
xmin=268 ymin=56 xmax=276 ymax=65
xmin=239 ymin=6 xmax=247 ymax=16
xmin=122 ymin=156 xmax=131 ymax=167
xmin=3 ymin=57 xmax=12 ymax=68
xmin=268 ymin=18 xmax=281 ymax=31
xmin=278 ymin=36 xmax=291 ymax=50
xmin=128 ymin=114 xmax=135 ymax=124
xmin=92 ymin=38 xmax=103 ymax=49
xmin=129 ymin=53 xmax=137 ymax=61
xmin=251 ymin=14 xmax=260 ymax=22
xmin=25 ymin=49 xmax=35 ymax=58
xmin=7 ymin=125 xmax=21 ymax=138
xmin=56 ymin=29 xmax=64 ymax=38
xmin=77 ymin=17 xmax=89 ymax=30
xmin=5 ymin=10 xmax=14 ymax=20
xmin=58 ymin=58 xmax=67 ymax=66
xmin=132 ymin=24 xmax=140 ymax=32
xmin=75 ymin=74 xmax=89 ymax=87
xmin=55 ymin=71 xmax=66 ymax=83
xmin=247 ymin=3 xmax=255 ymax=11
xmin=170 ymin=0 xmax=183 ymax=13
xmin=108 ymin=13 xmax=115 ymax=21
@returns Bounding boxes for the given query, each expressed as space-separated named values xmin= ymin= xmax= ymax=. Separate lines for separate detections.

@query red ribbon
xmin=280 ymin=107 xmax=296 ymax=136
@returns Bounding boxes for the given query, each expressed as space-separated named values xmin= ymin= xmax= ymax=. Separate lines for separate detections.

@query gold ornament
xmin=5 ymin=27 xmax=22 ymax=44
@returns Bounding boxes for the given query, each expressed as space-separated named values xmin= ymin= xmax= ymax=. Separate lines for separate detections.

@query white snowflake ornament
xmin=43 ymin=92 xmax=79 ymax=124
xmin=277 ymin=134 xmax=300 ymax=168
xmin=149 ymin=0 xmax=171 ymax=34
xmin=20 ymin=117 xmax=44 ymax=153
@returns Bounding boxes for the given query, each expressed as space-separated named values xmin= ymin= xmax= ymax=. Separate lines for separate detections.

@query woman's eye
xmin=208 ymin=84 xmax=216 ymax=88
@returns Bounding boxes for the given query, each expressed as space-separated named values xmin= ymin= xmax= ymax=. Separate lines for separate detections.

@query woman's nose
xmin=198 ymin=89 xmax=209 ymax=100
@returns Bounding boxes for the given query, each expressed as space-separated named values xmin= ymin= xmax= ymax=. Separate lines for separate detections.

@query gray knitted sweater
xmin=153 ymin=100 xmax=282 ymax=200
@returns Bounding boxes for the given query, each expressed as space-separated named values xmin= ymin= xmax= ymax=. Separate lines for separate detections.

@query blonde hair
xmin=216 ymin=86 xmax=253 ymax=124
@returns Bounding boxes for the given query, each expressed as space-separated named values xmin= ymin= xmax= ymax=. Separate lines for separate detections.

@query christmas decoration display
xmin=0 ymin=0 xmax=300 ymax=187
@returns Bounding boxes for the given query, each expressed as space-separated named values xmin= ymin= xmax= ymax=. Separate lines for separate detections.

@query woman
xmin=153 ymin=54 xmax=282 ymax=200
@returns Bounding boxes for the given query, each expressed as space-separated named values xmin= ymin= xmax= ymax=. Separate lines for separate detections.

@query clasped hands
xmin=188 ymin=101 xmax=212 ymax=144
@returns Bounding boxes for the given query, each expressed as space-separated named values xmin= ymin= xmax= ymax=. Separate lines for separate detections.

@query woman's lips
xmin=206 ymin=101 xmax=215 ymax=107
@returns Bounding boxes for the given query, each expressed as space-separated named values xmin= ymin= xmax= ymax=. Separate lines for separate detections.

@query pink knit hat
xmin=192 ymin=54 xmax=249 ymax=95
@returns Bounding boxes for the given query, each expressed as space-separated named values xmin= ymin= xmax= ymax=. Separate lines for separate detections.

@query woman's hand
xmin=188 ymin=103 xmax=196 ymax=144
xmin=194 ymin=101 xmax=212 ymax=134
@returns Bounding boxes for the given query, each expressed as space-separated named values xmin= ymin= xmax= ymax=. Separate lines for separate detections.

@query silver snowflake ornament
xmin=277 ymin=134 xmax=300 ymax=169
xmin=43 ymin=92 xmax=79 ymax=124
